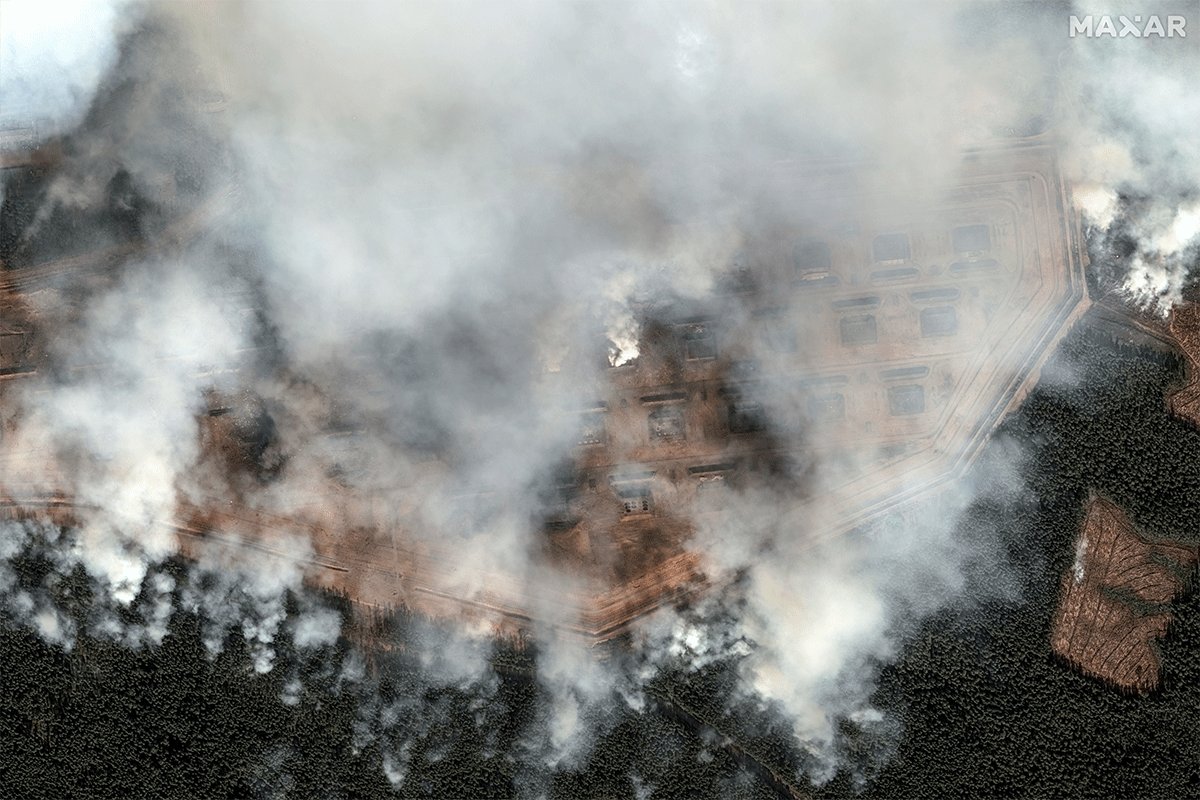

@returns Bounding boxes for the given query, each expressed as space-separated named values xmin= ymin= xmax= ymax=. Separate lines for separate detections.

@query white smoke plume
xmin=0 ymin=0 xmax=124 ymax=136
xmin=0 ymin=0 xmax=1195 ymax=790
xmin=1061 ymin=0 xmax=1200 ymax=310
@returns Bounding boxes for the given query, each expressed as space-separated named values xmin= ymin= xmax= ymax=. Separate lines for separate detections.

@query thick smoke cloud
xmin=1063 ymin=1 xmax=1200 ymax=309
xmin=0 ymin=0 xmax=124 ymax=137
xmin=1 ymin=0 xmax=1197 ymax=789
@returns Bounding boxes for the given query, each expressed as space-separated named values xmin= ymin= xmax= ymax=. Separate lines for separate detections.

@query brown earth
xmin=1051 ymin=495 xmax=1198 ymax=693
xmin=1166 ymin=303 xmax=1200 ymax=427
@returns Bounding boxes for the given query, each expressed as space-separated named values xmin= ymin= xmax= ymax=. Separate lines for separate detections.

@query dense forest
xmin=2 ymin=318 xmax=1198 ymax=798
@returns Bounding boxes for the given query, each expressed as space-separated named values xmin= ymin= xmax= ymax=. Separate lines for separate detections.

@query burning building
xmin=1 ymin=125 xmax=1090 ymax=643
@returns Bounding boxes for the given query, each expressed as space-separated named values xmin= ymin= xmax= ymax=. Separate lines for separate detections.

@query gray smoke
xmin=1063 ymin=1 xmax=1200 ymax=310
xmin=1 ymin=0 xmax=1197 ymax=789
xmin=0 ymin=0 xmax=123 ymax=137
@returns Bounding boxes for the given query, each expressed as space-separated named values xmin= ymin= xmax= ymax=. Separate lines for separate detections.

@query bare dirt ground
xmin=1051 ymin=495 xmax=1198 ymax=693
xmin=1166 ymin=303 xmax=1200 ymax=427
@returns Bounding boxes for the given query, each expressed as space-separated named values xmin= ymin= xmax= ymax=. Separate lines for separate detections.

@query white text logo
xmin=1069 ymin=14 xmax=1187 ymax=37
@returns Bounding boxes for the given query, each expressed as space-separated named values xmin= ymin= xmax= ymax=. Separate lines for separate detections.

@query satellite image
xmin=0 ymin=1 xmax=1197 ymax=798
